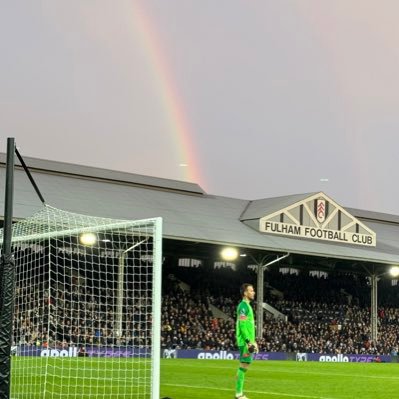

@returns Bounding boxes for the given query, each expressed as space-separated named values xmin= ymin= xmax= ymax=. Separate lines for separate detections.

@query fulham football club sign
xmin=259 ymin=192 xmax=376 ymax=247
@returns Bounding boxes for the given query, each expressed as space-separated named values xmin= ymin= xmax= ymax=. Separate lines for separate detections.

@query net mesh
xmin=2 ymin=205 xmax=161 ymax=399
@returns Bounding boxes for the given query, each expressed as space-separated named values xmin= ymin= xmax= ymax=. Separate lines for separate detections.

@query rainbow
xmin=129 ymin=2 xmax=205 ymax=187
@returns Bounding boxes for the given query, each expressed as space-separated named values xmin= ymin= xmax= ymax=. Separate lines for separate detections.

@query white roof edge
xmin=164 ymin=235 xmax=399 ymax=265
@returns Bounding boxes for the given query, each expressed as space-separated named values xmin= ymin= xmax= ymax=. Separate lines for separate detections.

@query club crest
xmin=316 ymin=199 xmax=326 ymax=223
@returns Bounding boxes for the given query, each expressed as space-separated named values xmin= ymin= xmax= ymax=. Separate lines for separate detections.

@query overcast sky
xmin=1 ymin=1 xmax=399 ymax=215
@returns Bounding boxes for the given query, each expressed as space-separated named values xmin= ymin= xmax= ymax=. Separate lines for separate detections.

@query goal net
xmin=4 ymin=205 xmax=162 ymax=399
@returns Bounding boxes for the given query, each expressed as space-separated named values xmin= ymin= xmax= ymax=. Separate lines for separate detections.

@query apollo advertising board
xmin=14 ymin=347 xmax=391 ymax=362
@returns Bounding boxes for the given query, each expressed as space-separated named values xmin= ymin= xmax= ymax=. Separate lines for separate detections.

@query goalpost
xmin=3 ymin=205 xmax=162 ymax=399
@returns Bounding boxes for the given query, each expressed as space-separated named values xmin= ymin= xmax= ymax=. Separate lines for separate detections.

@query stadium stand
xmin=12 ymin=246 xmax=399 ymax=356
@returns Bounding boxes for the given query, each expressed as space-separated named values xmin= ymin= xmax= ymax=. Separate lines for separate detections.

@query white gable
xmin=259 ymin=192 xmax=376 ymax=247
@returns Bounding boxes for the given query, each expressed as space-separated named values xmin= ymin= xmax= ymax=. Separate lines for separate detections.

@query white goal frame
xmin=6 ymin=206 xmax=162 ymax=399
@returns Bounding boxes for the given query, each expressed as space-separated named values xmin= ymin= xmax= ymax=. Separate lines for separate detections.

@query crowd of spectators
xmin=12 ymin=246 xmax=399 ymax=356
xmin=159 ymin=266 xmax=399 ymax=356
xmin=161 ymin=286 xmax=399 ymax=355
xmin=13 ymin=246 xmax=153 ymax=349
xmin=161 ymin=288 xmax=236 ymax=351
xmin=14 ymin=283 xmax=152 ymax=349
xmin=258 ymin=302 xmax=399 ymax=355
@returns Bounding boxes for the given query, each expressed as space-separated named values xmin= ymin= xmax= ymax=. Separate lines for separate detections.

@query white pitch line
xmin=252 ymin=367 xmax=399 ymax=381
xmin=162 ymin=383 xmax=336 ymax=399
xmin=162 ymin=362 xmax=399 ymax=380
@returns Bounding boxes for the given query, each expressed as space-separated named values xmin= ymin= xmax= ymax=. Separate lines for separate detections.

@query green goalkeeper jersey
xmin=236 ymin=299 xmax=255 ymax=347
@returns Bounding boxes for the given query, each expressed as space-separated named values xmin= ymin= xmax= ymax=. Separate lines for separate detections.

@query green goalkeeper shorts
xmin=238 ymin=345 xmax=254 ymax=364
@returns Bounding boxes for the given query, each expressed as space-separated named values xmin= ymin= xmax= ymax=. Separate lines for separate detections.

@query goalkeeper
xmin=235 ymin=283 xmax=258 ymax=399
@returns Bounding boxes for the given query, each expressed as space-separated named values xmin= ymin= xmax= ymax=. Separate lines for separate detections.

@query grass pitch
xmin=161 ymin=359 xmax=399 ymax=399
xmin=11 ymin=357 xmax=399 ymax=398
xmin=11 ymin=357 xmax=153 ymax=398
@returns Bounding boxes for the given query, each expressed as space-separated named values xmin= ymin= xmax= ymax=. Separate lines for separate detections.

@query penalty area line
xmin=162 ymin=383 xmax=335 ymax=399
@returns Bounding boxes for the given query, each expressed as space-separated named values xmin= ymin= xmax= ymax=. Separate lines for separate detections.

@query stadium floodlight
xmin=221 ymin=247 xmax=239 ymax=261
xmin=389 ymin=266 xmax=399 ymax=277
xmin=79 ymin=231 xmax=97 ymax=245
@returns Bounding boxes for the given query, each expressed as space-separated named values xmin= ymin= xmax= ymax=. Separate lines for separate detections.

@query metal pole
xmin=0 ymin=138 xmax=16 ymax=399
xmin=116 ymin=252 xmax=126 ymax=340
xmin=14 ymin=148 xmax=46 ymax=204
xmin=151 ymin=218 xmax=162 ymax=399
xmin=371 ymin=274 xmax=378 ymax=342
xmin=256 ymin=265 xmax=264 ymax=340
xmin=255 ymin=253 xmax=290 ymax=340
xmin=116 ymin=240 xmax=147 ymax=339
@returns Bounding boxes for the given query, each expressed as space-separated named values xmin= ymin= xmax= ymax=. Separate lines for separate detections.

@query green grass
xmin=11 ymin=357 xmax=399 ymax=398
xmin=11 ymin=357 xmax=153 ymax=398
xmin=161 ymin=359 xmax=399 ymax=399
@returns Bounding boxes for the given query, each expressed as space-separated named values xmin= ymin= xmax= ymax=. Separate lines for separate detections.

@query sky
xmin=1 ymin=1 xmax=399 ymax=215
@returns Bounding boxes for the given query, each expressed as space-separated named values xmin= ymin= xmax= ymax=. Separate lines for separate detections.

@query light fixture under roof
xmin=79 ymin=232 xmax=97 ymax=246
xmin=221 ymin=247 xmax=239 ymax=261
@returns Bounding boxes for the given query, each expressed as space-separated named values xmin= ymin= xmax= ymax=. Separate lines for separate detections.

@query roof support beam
xmin=255 ymin=253 xmax=290 ymax=340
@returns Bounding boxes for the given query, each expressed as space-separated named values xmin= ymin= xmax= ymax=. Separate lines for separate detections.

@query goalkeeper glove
xmin=248 ymin=344 xmax=255 ymax=353
xmin=245 ymin=339 xmax=256 ymax=353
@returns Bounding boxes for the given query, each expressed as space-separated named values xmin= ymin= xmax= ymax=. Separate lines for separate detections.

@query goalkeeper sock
xmin=235 ymin=367 xmax=247 ymax=396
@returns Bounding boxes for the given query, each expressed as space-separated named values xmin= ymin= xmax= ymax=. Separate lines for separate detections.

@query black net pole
xmin=15 ymin=148 xmax=45 ymax=205
xmin=0 ymin=138 xmax=16 ymax=399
